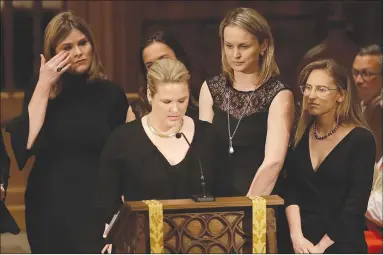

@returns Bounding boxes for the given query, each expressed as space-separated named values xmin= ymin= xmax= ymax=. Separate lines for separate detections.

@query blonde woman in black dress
xmin=285 ymin=59 xmax=376 ymax=253
xmin=199 ymin=7 xmax=294 ymax=197
xmin=97 ymin=59 xmax=217 ymax=253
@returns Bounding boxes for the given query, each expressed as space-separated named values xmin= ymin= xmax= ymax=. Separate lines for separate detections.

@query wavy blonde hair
xmin=219 ymin=7 xmax=279 ymax=85
xmin=294 ymin=59 xmax=367 ymax=147
xmin=147 ymin=58 xmax=190 ymax=96
xmin=43 ymin=11 xmax=105 ymax=98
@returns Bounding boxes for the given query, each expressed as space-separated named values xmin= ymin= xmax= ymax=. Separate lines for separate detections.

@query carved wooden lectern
xmin=106 ymin=195 xmax=284 ymax=254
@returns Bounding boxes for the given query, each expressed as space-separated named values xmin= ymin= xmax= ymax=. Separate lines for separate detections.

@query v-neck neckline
xmin=139 ymin=117 xmax=197 ymax=167
xmin=307 ymin=126 xmax=357 ymax=173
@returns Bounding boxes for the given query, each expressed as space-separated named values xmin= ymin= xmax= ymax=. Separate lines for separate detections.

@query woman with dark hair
xmin=127 ymin=31 xmax=198 ymax=121
xmin=6 ymin=12 xmax=128 ymax=253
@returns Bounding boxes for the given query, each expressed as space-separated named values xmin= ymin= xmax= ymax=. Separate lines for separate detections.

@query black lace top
xmin=207 ymin=73 xmax=290 ymax=196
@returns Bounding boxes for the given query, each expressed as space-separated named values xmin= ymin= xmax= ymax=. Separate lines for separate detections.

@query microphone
xmin=176 ymin=132 xmax=215 ymax=202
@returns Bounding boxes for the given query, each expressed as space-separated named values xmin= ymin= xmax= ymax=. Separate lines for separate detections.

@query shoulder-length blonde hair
xmin=43 ymin=11 xmax=105 ymax=98
xmin=294 ymin=59 xmax=367 ymax=147
xmin=219 ymin=7 xmax=279 ymax=85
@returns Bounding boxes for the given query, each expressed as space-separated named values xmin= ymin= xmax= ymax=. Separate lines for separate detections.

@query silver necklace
xmin=227 ymin=87 xmax=257 ymax=154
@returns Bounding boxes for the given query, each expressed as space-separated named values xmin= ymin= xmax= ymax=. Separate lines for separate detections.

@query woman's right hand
xmin=101 ymin=244 xmax=112 ymax=254
xmin=291 ymin=235 xmax=314 ymax=254
xmin=37 ymin=51 xmax=71 ymax=88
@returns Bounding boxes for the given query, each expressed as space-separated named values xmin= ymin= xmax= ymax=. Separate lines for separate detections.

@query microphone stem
xmin=201 ymin=180 xmax=207 ymax=198
xmin=177 ymin=132 xmax=208 ymax=198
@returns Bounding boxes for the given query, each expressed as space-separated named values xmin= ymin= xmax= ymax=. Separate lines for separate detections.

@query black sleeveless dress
xmin=207 ymin=73 xmax=291 ymax=196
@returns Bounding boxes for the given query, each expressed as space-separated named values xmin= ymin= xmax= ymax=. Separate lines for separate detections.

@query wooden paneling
xmin=66 ymin=0 xmax=88 ymax=22
xmin=64 ymin=1 xmax=382 ymax=97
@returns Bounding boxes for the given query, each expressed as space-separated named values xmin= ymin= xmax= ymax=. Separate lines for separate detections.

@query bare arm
xmin=286 ymin=205 xmax=304 ymax=241
xmin=286 ymin=205 xmax=315 ymax=253
xmin=126 ymin=105 xmax=136 ymax=123
xmin=247 ymin=90 xmax=294 ymax=196
xmin=27 ymin=52 xmax=71 ymax=149
xmin=199 ymin=81 xmax=214 ymax=123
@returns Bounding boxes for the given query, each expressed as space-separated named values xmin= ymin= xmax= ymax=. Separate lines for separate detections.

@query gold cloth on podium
xmin=143 ymin=200 xmax=164 ymax=253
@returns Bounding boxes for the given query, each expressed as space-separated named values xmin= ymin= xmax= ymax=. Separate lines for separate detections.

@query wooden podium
xmin=106 ymin=195 xmax=284 ymax=254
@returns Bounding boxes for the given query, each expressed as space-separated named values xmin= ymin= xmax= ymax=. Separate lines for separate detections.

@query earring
xmin=260 ymin=51 xmax=264 ymax=56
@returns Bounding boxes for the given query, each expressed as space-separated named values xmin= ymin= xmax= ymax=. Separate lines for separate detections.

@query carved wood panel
xmin=115 ymin=207 xmax=277 ymax=254
xmin=163 ymin=211 xmax=246 ymax=253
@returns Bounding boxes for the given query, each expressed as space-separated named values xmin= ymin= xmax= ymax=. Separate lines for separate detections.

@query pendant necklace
xmin=227 ymin=86 xmax=257 ymax=155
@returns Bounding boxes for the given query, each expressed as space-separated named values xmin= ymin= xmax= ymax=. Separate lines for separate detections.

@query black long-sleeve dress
xmin=6 ymin=76 xmax=129 ymax=253
xmin=96 ymin=118 xmax=216 ymax=223
xmin=0 ymin=130 xmax=20 ymax=234
xmin=0 ymin=130 xmax=10 ymax=190
xmin=285 ymin=126 xmax=376 ymax=253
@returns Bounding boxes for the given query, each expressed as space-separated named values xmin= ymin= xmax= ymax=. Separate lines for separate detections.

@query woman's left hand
xmin=308 ymin=244 xmax=326 ymax=254
xmin=101 ymin=244 xmax=112 ymax=254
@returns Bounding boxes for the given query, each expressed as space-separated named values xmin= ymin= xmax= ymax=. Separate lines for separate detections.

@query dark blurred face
xmin=142 ymin=42 xmax=177 ymax=70
xmin=352 ymin=55 xmax=382 ymax=102
xmin=148 ymin=82 xmax=189 ymax=128
xmin=223 ymin=25 xmax=266 ymax=74
xmin=304 ymin=69 xmax=344 ymax=117
xmin=55 ymin=28 xmax=93 ymax=75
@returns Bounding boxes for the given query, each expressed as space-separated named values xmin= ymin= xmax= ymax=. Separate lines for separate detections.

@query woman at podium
xmin=97 ymin=58 xmax=217 ymax=224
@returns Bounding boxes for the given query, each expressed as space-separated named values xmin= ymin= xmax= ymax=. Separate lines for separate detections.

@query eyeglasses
xmin=352 ymin=69 xmax=382 ymax=81
xmin=299 ymin=84 xmax=338 ymax=97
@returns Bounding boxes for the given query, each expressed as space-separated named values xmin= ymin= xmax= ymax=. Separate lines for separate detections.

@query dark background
xmin=1 ymin=1 xmax=382 ymax=99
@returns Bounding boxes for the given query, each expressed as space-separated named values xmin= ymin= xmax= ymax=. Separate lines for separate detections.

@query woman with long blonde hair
xmin=285 ymin=59 xmax=376 ymax=253
xmin=6 ymin=12 xmax=128 ymax=253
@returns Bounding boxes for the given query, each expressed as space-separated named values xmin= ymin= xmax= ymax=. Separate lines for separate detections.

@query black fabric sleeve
xmin=109 ymin=83 xmax=129 ymax=130
xmin=283 ymin=150 xmax=299 ymax=208
xmin=96 ymin=127 xmax=125 ymax=223
xmin=0 ymin=131 xmax=10 ymax=188
xmin=326 ymin=129 xmax=376 ymax=242
xmin=5 ymin=84 xmax=47 ymax=170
